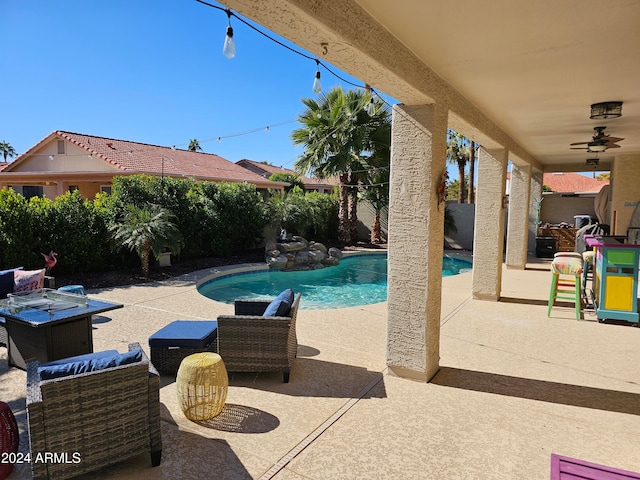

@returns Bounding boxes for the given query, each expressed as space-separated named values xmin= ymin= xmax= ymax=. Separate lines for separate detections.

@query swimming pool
xmin=197 ymin=253 xmax=472 ymax=310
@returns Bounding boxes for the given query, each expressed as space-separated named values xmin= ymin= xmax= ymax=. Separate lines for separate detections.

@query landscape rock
xmin=266 ymin=235 xmax=341 ymax=271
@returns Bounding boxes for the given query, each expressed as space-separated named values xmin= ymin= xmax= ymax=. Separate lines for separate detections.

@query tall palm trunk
xmin=141 ymin=240 xmax=151 ymax=277
xmin=338 ymin=173 xmax=351 ymax=244
xmin=468 ymin=142 xmax=476 ymax=204
xmin=371 ymin=208 xmax=382 ymax=243
xmin=349 ymin=188 xmax=359 ymax=244
xmin=457 ymin=161 xmax=466 ymax=204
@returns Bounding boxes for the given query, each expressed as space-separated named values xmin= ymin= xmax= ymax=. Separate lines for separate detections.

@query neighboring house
xmin=538 ymin=172 xmax=610 ymax=227
xmin=0 ymin=131 xmax=286 ymax=199
xmin=506 ymin=171 xmax=609 ymax=195
xmin=541 ymin=172 xmax=609 ymax=194
xmin=236 ymin=158 xmax=337 ymax=194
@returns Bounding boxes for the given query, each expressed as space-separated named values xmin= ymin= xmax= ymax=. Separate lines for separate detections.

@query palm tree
xmin=468 ymin=141 xmax=476 ymax=204
xmin=446 ymin=130 xmax=472 ymax=204
xmin=359 ymin=166 xmax=389 ymax=243
xmin=291 ymin=87 xmax=390 ymax=244
xmin=109 ymin=204 xmax=182 ymax=276
xmin=188 ymin=139 xmax=203 ymax=152
xmin=444 ymin=205 xmax=457 ymax=237
xmin=268 ymin=172 xmax=306 ymax=193
xmin=0 ymin=141 xmax=16 ymax=162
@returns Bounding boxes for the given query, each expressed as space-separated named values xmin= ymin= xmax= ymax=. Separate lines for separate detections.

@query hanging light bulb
xmin=365 ymin=97 xmax=376 ymax=116
xmin=365 ymin=85 xmax=376 ymax=116
xmin=312 ymin=59 xmax=322 ymax=94
xmin=222 ymin=10 xmax=236 ymax=59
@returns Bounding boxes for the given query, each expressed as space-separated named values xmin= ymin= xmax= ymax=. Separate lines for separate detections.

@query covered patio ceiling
xmin=221 ymin=0 xmax=640 ymax=172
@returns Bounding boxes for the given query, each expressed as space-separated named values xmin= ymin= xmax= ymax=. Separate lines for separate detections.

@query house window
xmin=23 ymin=186 xmax=43 ymax=199
xmin=100 ymin=185 xmax=112 ymax=195
xmin=69 ymin=185 xmax=79 ymax=193
xmin=57 ymin=140 xmax=65 ymax=154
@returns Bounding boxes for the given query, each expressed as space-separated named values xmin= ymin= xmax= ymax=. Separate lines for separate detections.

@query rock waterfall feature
xmin=265 ymin=235 xmax=342 ymax=271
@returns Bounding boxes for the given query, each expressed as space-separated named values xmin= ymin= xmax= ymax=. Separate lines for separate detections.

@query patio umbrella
xmin=594 ymin=184 xmax=610 ymax=224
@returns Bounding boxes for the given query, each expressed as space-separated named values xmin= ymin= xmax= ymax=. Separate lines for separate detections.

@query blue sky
xmin=1 ymin=0 xmax=393 ymax=171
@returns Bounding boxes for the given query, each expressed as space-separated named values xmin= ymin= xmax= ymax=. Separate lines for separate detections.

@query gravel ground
xmin=53 ymin=250 xmax=265 ymax=290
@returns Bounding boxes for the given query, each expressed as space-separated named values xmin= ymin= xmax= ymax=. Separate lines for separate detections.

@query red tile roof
xmin=7 ymin=131 xmax=280 ymax=187
xmin=236 ymin=158 xmax=338 ymax=187
xmin=0 ymin=162 xmax=10 ymax=172
xmin=542 ymin=172 xmax=609 ymax=193
xmin=55 ymin=131 xmax=270 ymax=183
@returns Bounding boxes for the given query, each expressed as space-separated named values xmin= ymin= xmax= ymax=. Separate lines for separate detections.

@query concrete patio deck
xmin=2 ymin=254 xmax=640 ymax=479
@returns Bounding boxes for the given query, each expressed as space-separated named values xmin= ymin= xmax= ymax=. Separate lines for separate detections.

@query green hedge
xmin=0 ymin=189 xmax=119 ymax=274
xmin=265 ymin=188 xmax=339 ymax=241
xmin=0 ymin=175 xmax=339 ymax=275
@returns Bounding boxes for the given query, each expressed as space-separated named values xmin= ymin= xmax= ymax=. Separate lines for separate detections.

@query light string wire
xmin=190 ymin=0 xmax=427 ymax=176
xmin=14 ymin=0 xmax=401 ymax=194
xmin=194 ymin=0 xmax=365 ymax=91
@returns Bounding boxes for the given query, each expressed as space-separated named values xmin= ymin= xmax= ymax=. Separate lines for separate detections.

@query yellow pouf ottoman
xmin=176 ymin=353 xmax=228 ymax=421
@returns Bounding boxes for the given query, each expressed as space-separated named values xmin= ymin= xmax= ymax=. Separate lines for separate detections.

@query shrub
xmin=266 ymin=188 xmax=338 ymax=241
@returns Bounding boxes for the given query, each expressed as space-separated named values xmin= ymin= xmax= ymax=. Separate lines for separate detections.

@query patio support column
xmin=472 ymin=147 xmax=508 ymax=300
xmin=610 ymin=154 xmax=640 ymax=235
xmin=387 ymin=103 xmax=447 ymax=382
xmin=528 ymin=172 xmax=544 ymax=255
xmin=506 ymin=164 xmax=531 ymax=269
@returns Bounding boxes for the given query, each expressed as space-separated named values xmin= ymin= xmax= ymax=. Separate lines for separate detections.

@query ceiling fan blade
xmin=606 ymin=143 xmax=621 ymax=149
xmin=570 ymin=141 xmax=590 ymax=146
xmin=603 ymin=136 xmax=624 ymax=143
xmin=570 ymin=146 xmax=588 ymax=150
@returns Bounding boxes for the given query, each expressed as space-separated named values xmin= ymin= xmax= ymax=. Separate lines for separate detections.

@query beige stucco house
xmin=0 ymin=130 xmax=286 ymax=199
xmin=221 ymin=0 xmax=640 ymax=383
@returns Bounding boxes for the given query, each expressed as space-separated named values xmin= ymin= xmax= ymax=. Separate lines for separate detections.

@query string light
xmin=222 ymin=9 xmax=236 ymax=59
xmin=13 ymin=2 xmax=401 ymax=170
xmin=365 ymin=85 xmax=376 ymax=116
xmin=312 ymin=59 xmax=322 ymax=94
xmin=195 ymin=0 xmax=384 ymax=99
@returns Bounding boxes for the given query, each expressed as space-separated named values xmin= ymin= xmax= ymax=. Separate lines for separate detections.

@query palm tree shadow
xmin=432 ymin=367 xmax=640 ymax=415
xmin=228 ymin=357 xmax=386 ymax=399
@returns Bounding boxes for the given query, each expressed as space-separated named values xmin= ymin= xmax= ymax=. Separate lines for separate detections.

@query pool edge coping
xmin=195 ymin=250 xmax=388 ymax=290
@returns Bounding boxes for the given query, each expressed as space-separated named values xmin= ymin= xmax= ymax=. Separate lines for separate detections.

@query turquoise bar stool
xmin=581 ymin=250 xmax=595 ymax=291
xmin=548 ymin=255 xmax=583 ymax=320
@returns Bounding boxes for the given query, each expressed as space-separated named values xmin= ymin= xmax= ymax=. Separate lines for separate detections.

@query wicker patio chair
xmin=26 ymin=342 xmax=162 ymax=480
xmin=216 ymin=293 xmax=301 ymax=383
xmin=0 ymin=319 xmax=6 ymax=348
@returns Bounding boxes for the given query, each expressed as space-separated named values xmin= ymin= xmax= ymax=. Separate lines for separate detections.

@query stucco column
xmin=506 ymin=164 xmax=531 ymax=269
xmin=472 ymin=147 xmax=508 ymax=300
xmin=528 ymin=171 xmax=543 ymax=254
xmin=387 ymin=103 xmax=447 ymax=382
xmin=609 ymin=154 xmax=640 ymax=234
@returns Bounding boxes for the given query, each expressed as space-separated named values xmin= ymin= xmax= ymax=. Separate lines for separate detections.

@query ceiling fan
xmin=570 ymin=126 xmax=624 ymax=152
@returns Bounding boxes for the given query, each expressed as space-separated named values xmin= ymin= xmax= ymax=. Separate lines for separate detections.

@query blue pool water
xmin=198 ymin=253 xmax=472 ymax=310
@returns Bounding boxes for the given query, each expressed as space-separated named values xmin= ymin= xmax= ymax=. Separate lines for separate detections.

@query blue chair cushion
xmin=0 ymin=267 xmax=22 ymax=299
xmin=263 ymin=289 xmax=294 ymax=317
xmin=148 ymin=320 xmax=218 ymax=349
xmin=38 ymin=349 xmax=143 ymax=380
xmin=42 ymin=350 xmax=119 ymax=367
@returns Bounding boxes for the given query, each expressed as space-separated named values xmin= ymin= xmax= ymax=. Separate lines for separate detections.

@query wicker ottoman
xmin=149 ymin=321 xmax=218 ymax=375
xmin=0 ymin=401 xmax=19 ymax=479
xmin=176 ymin=353 xmax=228 ymax=421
